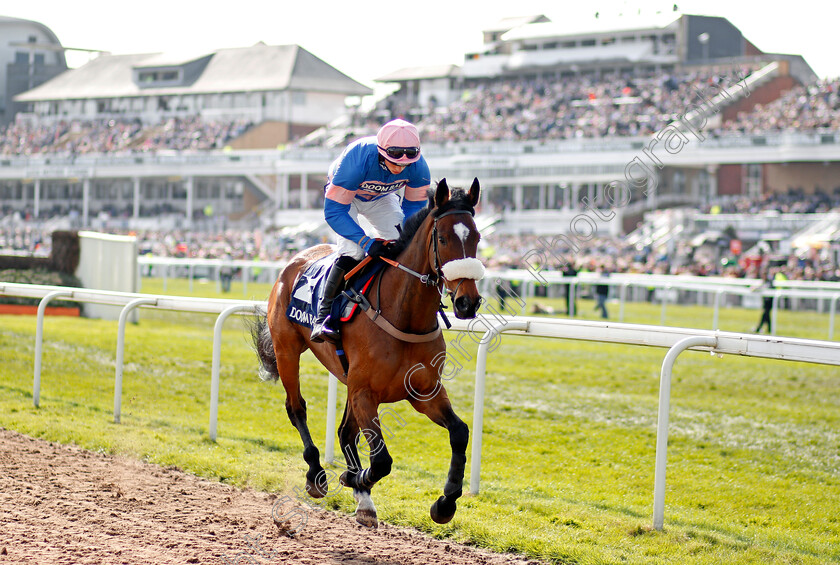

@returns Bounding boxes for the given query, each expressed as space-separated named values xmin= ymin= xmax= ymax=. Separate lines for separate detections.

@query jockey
xmin=310 ymin=118 xmax=431 ymax=343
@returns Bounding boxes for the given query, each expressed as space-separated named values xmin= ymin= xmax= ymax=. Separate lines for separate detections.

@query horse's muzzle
xmin=453 ymin=293 xmax=481 ymax=319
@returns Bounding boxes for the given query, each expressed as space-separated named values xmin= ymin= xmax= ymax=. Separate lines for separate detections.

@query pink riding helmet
xmin=376 ymin=119 xmax=421 ymax=165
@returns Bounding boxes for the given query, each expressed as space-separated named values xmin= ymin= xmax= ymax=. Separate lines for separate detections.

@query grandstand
xmin=0 ymin=16 xmax=68 ymax=126
xmin=1 ymin=10 xmax=839 ymax=276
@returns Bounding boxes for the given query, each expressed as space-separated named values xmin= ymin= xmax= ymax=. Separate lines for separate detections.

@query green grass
xmin=0 ymin=277 xmax=838 ymax=564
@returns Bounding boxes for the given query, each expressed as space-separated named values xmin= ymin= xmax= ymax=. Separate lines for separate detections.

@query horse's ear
xmin=434 ymin=178 xmax=450 ymax=209
xmin=468 ymin=177 xmax=480 ymax=207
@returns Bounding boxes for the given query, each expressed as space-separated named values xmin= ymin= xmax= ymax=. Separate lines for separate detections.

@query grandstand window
xmin=14 ymin=52 xmax=27 ymax=65
xmin=561 ymin=40 xmax=576 ymax=48
xmin=543 ymin=42 xmax=558 ymax=50
xmin=601 ymin=37 xmax=616 ymax=46
xmin=620 ymin=36 xmax=637 ymax=43
xmin=137 ymin=69 xmax=181 ymax=85
xmin=581 ymin=39 xmax=596 ymax=47
xmin=673 ymin=170 xmax=686 ymax=194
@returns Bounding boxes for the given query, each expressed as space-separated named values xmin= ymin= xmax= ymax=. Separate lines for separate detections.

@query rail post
xmin=712 ymin=289 xmax=725 ymax=330
xmin=652 ymin=335 xmax=717 ymax=530
xmin=325 ymin=373 xmax=339 ymax=463
xmin=210 ymin=303 xmax=258 ymax=441
xmin=33 ymin=290 xmax=73 ymax=408
xmin=470 ymin=319 xmax=529 ymax=495
xmin=829 ymin=294 xmax=840 ymax=340
xmin=114 ymin=298 xmax=157 ymax=423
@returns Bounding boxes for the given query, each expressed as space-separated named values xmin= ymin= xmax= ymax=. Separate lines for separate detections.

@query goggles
xmin=379 ymin=146 xmax=420 ymax=160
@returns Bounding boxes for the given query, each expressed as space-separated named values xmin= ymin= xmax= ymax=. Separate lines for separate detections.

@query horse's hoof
xmin=339 ymin=471 xmax=350 ymax=488
xmin=355 ymin=508 xmax=378 ymax=528
xmin=430 ymin=495 xmax=456 ymax=524
xmin=305 ymin=478 xmax=326 ymax=499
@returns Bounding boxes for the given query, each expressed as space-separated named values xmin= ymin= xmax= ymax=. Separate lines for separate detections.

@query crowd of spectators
xmin=414 ymin=67 xmax=756 ymax=143
xmin=303 ymin=65 xmax=764 ymax=146
xmin=704 ymin=187 xmax=840 ymax=214
xmin=722 ymin=77 xmax=840 ymax=134
xmin=2 ymin=66 xmax=838 ymax=156
xmin=130 ymin=228 xmax=318 ymax=265
xmin=0 ymin=116 xmax=254 ymax=156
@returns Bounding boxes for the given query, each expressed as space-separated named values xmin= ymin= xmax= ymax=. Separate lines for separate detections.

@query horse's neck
xmin=378 ymin=223 xmax=441 ymax=333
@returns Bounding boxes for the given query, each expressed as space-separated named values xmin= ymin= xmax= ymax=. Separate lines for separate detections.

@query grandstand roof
xmin=15 ymin=43 xmax=372 ymax=101
xmin=482 ymin=15 xmax=551 ymax=33
xmin=502 ymin=12 xmax=681 ymax=41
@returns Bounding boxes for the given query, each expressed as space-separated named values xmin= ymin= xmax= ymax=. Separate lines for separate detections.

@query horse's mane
xmin=390 ymin=187 xmax=475 ymax=256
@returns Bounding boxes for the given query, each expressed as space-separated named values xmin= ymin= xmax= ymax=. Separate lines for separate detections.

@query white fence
xmin=2 ymin=282 xmax=840 ymax=531
xmin=488 ymin=269 xmax=840 ymax=339
xmin=0 ymin=282 xmax=263 ymax=441
xmin=136 ymin=258 xmax=840 ymax=338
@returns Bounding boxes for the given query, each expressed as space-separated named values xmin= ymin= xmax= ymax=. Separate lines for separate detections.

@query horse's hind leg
xmin=409 ymin=390 xmax=469 ymax=524
xmin=275 ymin=341 xmax=328 ymax=498
xmin=337 ymin=397 xmax=378 ymax=528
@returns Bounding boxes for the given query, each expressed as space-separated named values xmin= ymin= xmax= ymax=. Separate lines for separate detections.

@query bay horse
xmin=253 ymin=178 xmax=484 ymax=528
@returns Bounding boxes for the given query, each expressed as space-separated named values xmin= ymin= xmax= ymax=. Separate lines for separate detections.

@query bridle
xmin=428 ymin=208 xmax=476 ymax=301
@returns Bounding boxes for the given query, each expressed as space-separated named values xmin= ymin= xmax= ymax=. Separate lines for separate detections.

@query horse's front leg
xmin=338 ymin=389 xmax=391 ymax=528
xmin=409 ymin=390 xmax=469 ymax=524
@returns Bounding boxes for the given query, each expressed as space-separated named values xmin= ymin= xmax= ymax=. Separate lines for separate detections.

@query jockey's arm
xmin=324 ymin=186 xmax=375 ymax=251
xmin=401 ymin=158 xmax=431 ymax=222
xmin=402 ymin=185 xmax=429 ymax=221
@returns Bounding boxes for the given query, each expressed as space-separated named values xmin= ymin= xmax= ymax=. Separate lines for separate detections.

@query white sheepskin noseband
xmin=441 ymin=258 xmax=485 ymax=281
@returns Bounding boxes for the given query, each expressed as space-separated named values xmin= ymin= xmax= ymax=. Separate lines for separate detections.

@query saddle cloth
xmin=285 ymin=252 xmax=382 ymax=329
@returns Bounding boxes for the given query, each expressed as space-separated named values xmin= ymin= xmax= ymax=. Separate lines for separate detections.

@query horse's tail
xmin=249 ymin=313 xmax=279 ymax=382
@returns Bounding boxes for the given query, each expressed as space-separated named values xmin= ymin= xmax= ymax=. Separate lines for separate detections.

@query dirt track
xmin=0 ymin=428 xmax=539 ymax=565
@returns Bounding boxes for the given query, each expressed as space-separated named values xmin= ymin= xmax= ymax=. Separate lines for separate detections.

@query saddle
xmin=286 ymin=252 xmax=383 ymax=330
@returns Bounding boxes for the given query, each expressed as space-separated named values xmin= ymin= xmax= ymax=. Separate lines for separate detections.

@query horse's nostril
xmin=455 ymin=296 xmax=472 ymax=312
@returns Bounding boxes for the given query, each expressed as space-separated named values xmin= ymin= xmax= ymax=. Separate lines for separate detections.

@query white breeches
xmin=334 ymin=194 xmax=404 ymax=260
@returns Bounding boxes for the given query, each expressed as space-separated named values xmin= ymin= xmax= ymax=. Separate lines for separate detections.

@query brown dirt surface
xmin=0 ymin=428 xmax=541 ymax=565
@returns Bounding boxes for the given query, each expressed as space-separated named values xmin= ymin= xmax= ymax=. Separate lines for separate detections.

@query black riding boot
xmin=310 ymin=257 xmax=354 ymax=343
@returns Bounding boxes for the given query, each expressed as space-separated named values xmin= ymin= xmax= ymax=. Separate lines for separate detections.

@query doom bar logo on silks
xmin=359 ymin=180 xmax=408 ymax=194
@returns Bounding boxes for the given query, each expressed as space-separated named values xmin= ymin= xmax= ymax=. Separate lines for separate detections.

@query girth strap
xmin=344 ymin=287 xmax=442 ymax=343
xmin=363 ymin=307 xmax=442 ymax=343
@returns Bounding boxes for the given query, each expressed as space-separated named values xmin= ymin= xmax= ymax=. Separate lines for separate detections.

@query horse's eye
xmin=438 ymin=236 xmax=446 ymax=245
